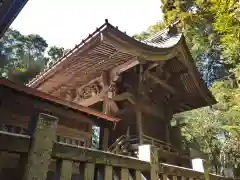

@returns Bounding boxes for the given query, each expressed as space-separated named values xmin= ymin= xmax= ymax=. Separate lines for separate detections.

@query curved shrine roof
xmin=28 ymin=20 xmax=183 ymax=89
xmin=27 ymin=20 xmax=216 ymax=113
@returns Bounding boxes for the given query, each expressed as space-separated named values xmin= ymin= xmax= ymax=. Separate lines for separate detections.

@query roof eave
xmin=0 ymin=79 xmax=120 ymax=123
xmin=0 ymin=0 xmax=28 ymax=37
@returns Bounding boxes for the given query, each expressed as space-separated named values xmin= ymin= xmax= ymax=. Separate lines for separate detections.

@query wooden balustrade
xmin=0 ymin=113 xmax=226 ymax=180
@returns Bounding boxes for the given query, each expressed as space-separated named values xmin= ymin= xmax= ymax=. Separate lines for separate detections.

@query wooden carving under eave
xmin=75 ymin=81 xmax=103 ymax=102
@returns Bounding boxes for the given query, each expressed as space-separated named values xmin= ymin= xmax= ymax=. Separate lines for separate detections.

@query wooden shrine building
xmin=0 ymin=3 xmax=226 ymax=180
xmin=0 ymin=79 xmax=119 ymax=147
xmin=0 ymin=79 xmax=119 ymax=179
xmin=27 ymin=20 xmax=216 ymax=167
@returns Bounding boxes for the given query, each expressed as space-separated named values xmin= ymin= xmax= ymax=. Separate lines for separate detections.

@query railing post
xmin=23 ymin=113 xmax=58 ymax=180
xmin=138 ymin=145 xmax=159 ymax=180
xmin=59 ymin=160 xmax=73 ymax=180
xmin=192 ymin=158 xmax=210 ymax=180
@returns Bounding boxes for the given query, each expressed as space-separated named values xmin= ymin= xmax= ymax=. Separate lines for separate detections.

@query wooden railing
xmin=0 ymin=130 xmax=225 ymax=180
xmin=108 ymin=135 xmax=139 ymax=155
xmin=108 ymin=134 xmax=190 ymax=161
xmin=142 ymin=134 xmax=178 ymax=153
xmin=0 ymin=113 xmax=225 ymax=180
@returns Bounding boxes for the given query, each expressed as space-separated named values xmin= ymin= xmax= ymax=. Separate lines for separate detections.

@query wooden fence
xmin=0 ymin=113 xmax=225 ymax=180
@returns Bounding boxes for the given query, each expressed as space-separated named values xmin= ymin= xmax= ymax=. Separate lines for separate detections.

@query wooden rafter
xmin=112 ymin=92 xmax=135 ymax=104
xmin=146 ymin=72 xmax=176 ymax=94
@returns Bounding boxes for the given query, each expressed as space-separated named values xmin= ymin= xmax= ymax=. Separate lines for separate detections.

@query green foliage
xmin=133 ymin=21 xmax=167 ymax=40
xmin=48 ymin=46 xmax=64 ymax=61
xmin=179 ymin=74 xmax=240 ymax=173
xmin=132 ymin=2 xmax=240 ymax=173
xmin=92 ymin=126 xmax=100 ymax=149
xmin=0 ymin=29 xmax=65 ymax=84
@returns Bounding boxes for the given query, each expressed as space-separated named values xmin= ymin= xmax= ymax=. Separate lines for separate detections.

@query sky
xmin=11 ymin=0 xmax=163 ymax=49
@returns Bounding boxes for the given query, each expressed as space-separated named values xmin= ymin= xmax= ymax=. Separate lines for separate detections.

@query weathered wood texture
xmin=0 ymin=129 xmax=225 ymax=180
xmin=23 ymin=113 xmax=58 ymax=180
xmin=59 ymin=160 xmax=73 ymax=180
xmin=0 ymin=83 xmax=116 ymax=149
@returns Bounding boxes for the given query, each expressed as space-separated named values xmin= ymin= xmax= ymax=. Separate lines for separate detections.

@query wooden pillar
xmin=165 ymin=121 xmax=170 ymax=143
xmin=100 ymin=71 xmax=111 ymax=151
xmin=17 ymin=154 xmax=27 ymax=180
xmin=136 ymin=64 xmax=143 ymax=144
xmin=192 ymin=158 xmax=210 ymax=180
xmin=59 ymin=160 xmax=73 ymax=180
xmin=203 ymin=160 xmax=210 ymax=180
xmin=138 ymin=145 xmax=159 ymax=180
xmin=99 ymin=127 xmax=109 ymax=151
xmin=23 ymin=113 xmax=58 ymax=180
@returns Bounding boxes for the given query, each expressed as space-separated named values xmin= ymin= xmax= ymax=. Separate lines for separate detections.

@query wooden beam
xmin=110 ymin=58 xmax=139 ymax=81
xmin=160 ymin=163 xmax=205 ymax=178
xmin=112 ymin=92 xmax=135 ymax=104
xmin=109 ymin=100 xmax=119 ymax=113
xmin=0 ymin=131 xmax=30 ymax=153
xmin=52 ymin=143 xmax=150 ymax=172
xmin=112 ymin=92 xmax=165 ymax=118
xmin=146 ymin=72 xmax=176 ymax=94
xmin=77 ymin=95 xmax=103 ymax=106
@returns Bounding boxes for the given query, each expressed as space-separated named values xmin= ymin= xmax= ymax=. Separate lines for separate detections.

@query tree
xmin=47 ymin=46 xmax=64 ymax=61
xmin=179 ymin=71 xmax=240 ymax=173
xmin=136 ymin=0 xmax=240 ymax=174
xmin=0 ymin=29 xmax=48 ymax=84
xmin=135 ymin=0 xmax=231 ymax=85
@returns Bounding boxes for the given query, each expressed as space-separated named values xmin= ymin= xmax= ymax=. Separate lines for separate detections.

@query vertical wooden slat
xmin=23 ymin=113 xmax=58 ymax=180
xmin=18 ymin=154 xmax=27 ymax=180
xmin=104 ymin=165 xmax=113 ymax=180
xmin=173 ymin=175 xmax=178 ymax=180
xmin=136 ymin=64 xmax=143 ymax=145
xmin=189 ymin=177 xmax=194 ymax=180
xmin=165 ymin=121 xmax=170 ymax=143
xmin=138 ymin=145 xmax=159 ymax=180
xmin=121 ymin=168 xmax=129 ymax=180
xmin=181 ymin=176 xmax=186 ymax=180
xmin=99 ymin=127 xmax=109 ymax=151
xmin=84 ymin=163 xmax=95 ymax=180
xmin=203 ymin=160 xmax=210 ymax=180
xmin=163 ymin=174 xmax=168 ymax=180
xmin=134 ymin=170 xmax=141 ymax=180
xmin=60 ymin=160 xmax=73 ymax=180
